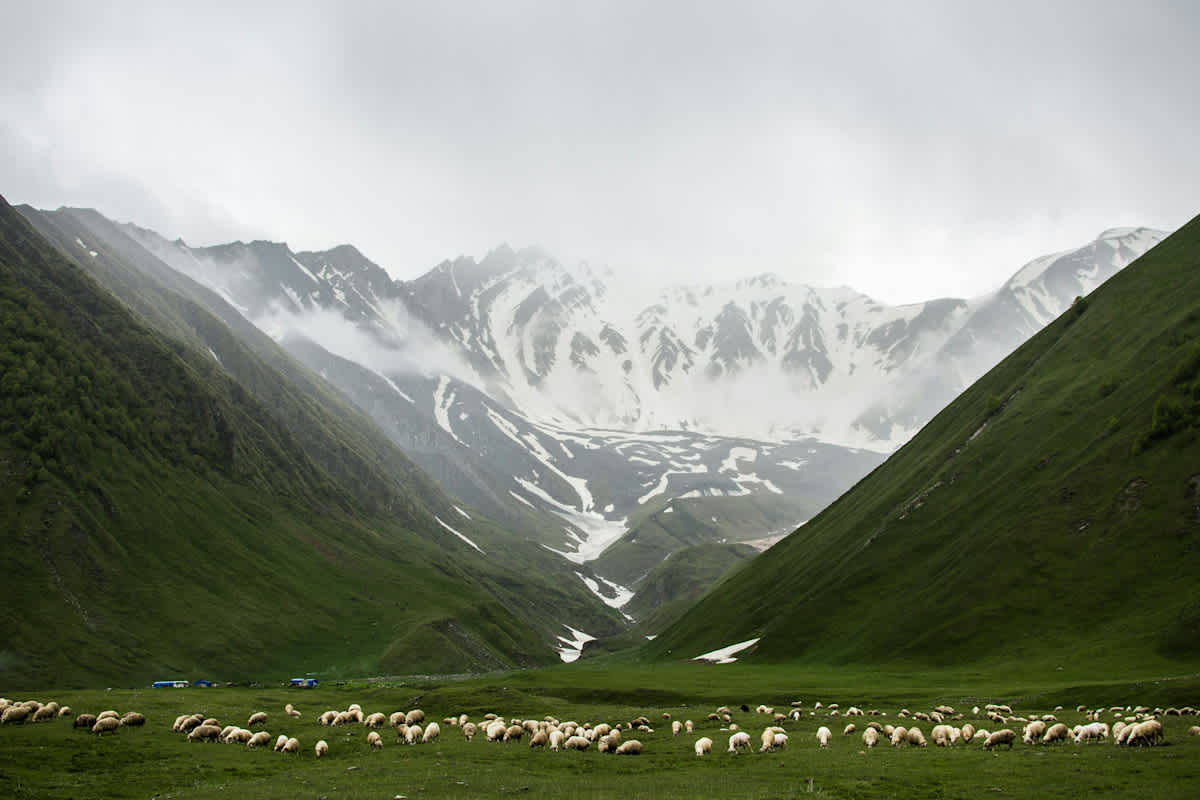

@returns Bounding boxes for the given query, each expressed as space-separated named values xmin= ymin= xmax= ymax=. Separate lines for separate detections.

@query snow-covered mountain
xmin=121 ymin=222 xmax=1165 ymax=614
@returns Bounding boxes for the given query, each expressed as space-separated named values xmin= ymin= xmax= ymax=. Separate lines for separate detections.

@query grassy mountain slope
xmin=648 ymin=214 xmax=1200 ymax=670
xmin=0 ymin=194 xmax=595 ymax=689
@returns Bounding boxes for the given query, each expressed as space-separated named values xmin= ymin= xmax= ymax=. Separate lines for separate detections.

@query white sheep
xmin=423 ymin=722 xmax=441 ymax=743
xmin=285 ymin=703 xmax=301 ymax=718
xmin=282 ymin=737 xmax=300 ymax=754
xmin=1125 ymin=719 xmax=1163 ymax=747
xmin=728 ymin=731 xmax=752 ymax=753
xmin=405 ymin=709 xmax=425 ymax=726
xmin=672 ymin=720 xmax=682 ymax=736
xmin=906 ymin=727 xmax=927 ymax=747
xmin=816 ymin=726 xmax=832 ymax=748
xmin=862 ymin=728 xmax=879 ymax=748
xmin=890 ymin=726 xmax=908 ymax=747
xmin=1022 ymin=720 xmax=1045 ymax=744
xmin=225 ymin=728 xmax=252 ymax=744
xmin=616 ymin=739 xmax=642 ymax=755
xmin=549 ymin=729 xmax=565 ymax=751
xmin=564 ymin=735 xmax=590 ymax=751
xmin=92 ymin=717 xmax=121 ymax=735
xmin=188 ymin=724 xmax=221 ymax=742
xmin=248 ymin=712 xmax=268 ymax=727
xmin=247 ymin=731 xmax=273 ymax=748
xmin=406 ymin=724 xmax=423 ymax=745
xmin=315 ymin=739 xmax=328 ymax=758
xmin=774 ymin=732 xmax=789 ymax=749
xmin=695 ymin=736 xmax=713 ymax=756
xmin=367 ymin=731 xmax=382 ymax=751
xmin=530 ymin=730 xmax=548 ymax=748
xmin=274 ymin=734 xmax=289 ymax=751
xmin=463 ymin=722 xmax=478 ymax=741
xmin=319 ymin=710 xmax=337 ymax=726
xmin=843 ymin=723 xmax=856 ymax=736
xmin=364 ymin=713 xmax=387 ymax=729
xmin=1041 ymin=723 xmax=1069 ymax=744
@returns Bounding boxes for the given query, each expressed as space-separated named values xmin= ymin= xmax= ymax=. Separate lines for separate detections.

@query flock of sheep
xmin=3 ymin=694 xmax=1197 ymax=763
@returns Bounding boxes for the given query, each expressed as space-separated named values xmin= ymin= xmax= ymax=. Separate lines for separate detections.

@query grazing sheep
xmin=247 ymin=731 xmax=273 ymax=748
xmin=549 ymin=729 xmax=565 ymax=751
xmin=33 ymin=705 xmax=57 ymax=722
xmin=389 ymin=711 xmax=406 ymax=728
xmin=405 ymin=709 xmax=425 ymax=726
xmin=565 ymin=735 xmax=590 ymax=751
xmin=695 ymin=736 xmax=713 ymax=756
xmin=486 ymin=721 xmax=507 ymax=741
xmin=319 ymin=710 xmax=337 ymax=726
xmin=983 ymin=729 xmax=1017 ymax=750
xmin=282 ymin=737 xmax=300 ymax=754
xmin=463 ymin=722 xmax=478 ymax=741
xmin=220 ymin=725 xmax=237 ymax=740
xmin=92 ymin=717 xmax=120 ymax=735
xmin=248 ymin=712 xmax=268 ymax=727
xmin=906 ymin=727 xmax=927 ymax=747
xmin=423 ymin=722 xmax=440 ymax=743
xmin=202 ymin=717 xmax=219 ymax=727
xmin=1042 ymin=723 xmax=1070 ymax=744
xmin=367 ymin=731 xmax=382 ymax=751
xmin=863 ymin=728 xmax=879 ymax=748
xmin=597 ymin=735 xmax=612 ymax=754
xmin=74 ymin=714 xmax=98 ymax=730
xmin=891 ymin=726 xmax=908 ymax=747
xmin=365 ymin=712 xmax=387 ymax=729
xmin=760 ymin=728 xmax=776 ymax=752
xmin=504 ymin=725 xmax=524 ymax=742
xmin=1074 ymin=722 xmax=1107 ymax=744
xmin=274 ymin=734 xmax=289 ymax=751
xmin=961 ymin=723 xmax=975 ymax=743
xmin=406 ymin=724 xmax=423 ymax=745
xmin=1125 ymin=720 xmax=1163 ymax=747
xmin=97 ymin=710 xmax=119 ymax=721
xmin=843 ymin=723 xmax=856 ymax=736
xmin=120 ymin=711 xmax=146 ymax=727
xmin=672 ymin=720 xmax=683 ymax=736
xmin=285 ymin=703 xmax=301 ymax=718
xmin=530 ymin=730 xmax=549 ymax=748
xmin=315 ymin=739 xmax=328 ymax=758
xmin=1022 ymin=720 xmax=1046 ymax=744
xmin=931 ymin=725 xmax=953 ymax=747
xmin=774 ymin=732 xmax=789 ymax=749
xmin=188 ymin=724 xmax=222 ymax=743
xmin=816 ymin=726 xmax=832 ymax=748
xmin=728 ymin=731 xmax=752 ymax=753
xmin=226 ymin=728 xmax=252 ymax=745
xmin=616 ymin=739 xmax=642 ymax=755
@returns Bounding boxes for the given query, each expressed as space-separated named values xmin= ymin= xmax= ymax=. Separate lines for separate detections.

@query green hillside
xmin=648 ymin=214 xmax=1200 ymax=670
xmin=0 ymin=194 xmax=606 ymax=689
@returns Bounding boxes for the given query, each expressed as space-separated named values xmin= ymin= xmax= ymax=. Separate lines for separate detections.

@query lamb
xmin=92 ymin=717 xmax=121 ymax=735
xmin=549 ymin=729 xmax=565 ymax=751
xmin=284 ymin=703 xmax=301 ymax=718
xmin=906 ymin=727 xmax=927 ymax=747
xmin=247 ymin=731 xmax=273 ymax=748
xmin=695 ymin=736 xmax=713 ymax=756
xmin=367 ymin=731 xmax=382 ymax=751
xmin=74 ymin=714 xmax=99 ymax=729
xmin=983 ymin=729 xmax=1016 ymax=750
xmin=773 ymin=732 xmax=789 ymax=749
xmin=365 ymin=713 xmax=387 ymax=728
xmin=188 ymin=724 xmax=222 ymax=742
xmin=728 ymin=731 xmax=752 ymax=753
xmin=248 ymin=712 xmax=268 ymax=727
xmin=282 ymin=737 xmax=300 ymax=754
xmin=423 ymin=722 xmax=440 ymax=743
xmin=616 ymin=739 xmax=642 ymax=755
xmin=816 ymin=726 xmax=832 ymax=748
xmin=564 ymin=735 xmax=590 ymax=751
xmin=1041 ymin=723 xmax=1070 ymax=744
xmin=463 ymin=722 xmax=478 ymax=741
xmin=862 ymin=728 xmax=879 ymax=748
xmin=315 ymin=739 xmax=328 ymax=758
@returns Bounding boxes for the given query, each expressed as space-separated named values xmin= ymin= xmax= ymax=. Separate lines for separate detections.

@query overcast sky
xmin=2 ymin=1 xmax=1197 ymax=304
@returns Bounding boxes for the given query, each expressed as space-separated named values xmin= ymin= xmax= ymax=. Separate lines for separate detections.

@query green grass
xmin=2 ymin=666 xmax=1199 ymax=799
xmin=648 ymin=214 xmax=1200 ymax=671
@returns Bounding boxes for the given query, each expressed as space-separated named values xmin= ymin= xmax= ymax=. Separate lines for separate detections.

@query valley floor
xmin=2 ymin=663 xmax=1198 ymax=799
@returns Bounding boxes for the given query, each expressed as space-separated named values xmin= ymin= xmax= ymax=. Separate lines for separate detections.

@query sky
xmin=1 ymin=1 xmax=1197 ymax=304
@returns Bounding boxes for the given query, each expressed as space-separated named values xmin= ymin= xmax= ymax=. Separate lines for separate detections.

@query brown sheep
xmin=120 ymin=712 xmax=146 ymax=727
xmin=188 ymin=724 xmax=222 ymax=742
xmin=92 ymin=717 xmax=121 ymax=735
xmin=247 ymin=712 xmax=268 ymax=727
xmin=615 ymin=739 xmax=643 ymax=755
xmin=74 ymin=714 xmax=99 ymax=729
xmin=983 ymin=729 xmax=1016 ymax=750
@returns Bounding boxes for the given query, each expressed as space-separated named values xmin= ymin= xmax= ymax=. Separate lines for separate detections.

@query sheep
xmin=816 ymin=726 xmax=832 ymax=748
xmin=423 ymin=722 xmax=440 ymax=743
xmin=33 ymin=705 xmax=58 ymax=722
xmin=728 ymin=731 xmax=752 ymax=753
xmin=760 ymin=728 xmax=776 ymax=752
xmin=365 ymin=712 xmax=387 ymax=729
xmin=319 ymin=710 xmax=337 ymax=726
xmin=983 ymin=729 xmax=1016 ymax=750
xmin=862 ymin=728 xmax=879 ymax=748
xmin=616 ymin=739 xmax=643 ymax=755
xmin=202 ymin=717 xmax=219 ymax=727
xmin=1189 ymin=726 xmax=1200 ymax=736
xmin=931 ymin=725 xmax=953 ymax=747
xmin=388 ymin=711 xmax=406 ymax=728
xmin=906 ymin=727 xmax=927 ymax=747
xmin=220 ymin=725 xmax=237 ymax=740
xmin=247 ymin=731 xmax=273 ymax=748
xmin=672 ymin=720 xmax=683 ymax=737
xmin=1125 ymin=719 xmax=1163 ymax=747
xmin=1074 ymin=722 xmax=1107 ymax=744
xmin=463 ymin=722 xmax=478 ymax=741
xmin=406 ymin=724 xmax=423 ymax=745
xmin=315 ymin=739 xmax=328 ymax=758
xmin=486 ymin=721 xmax=507 ymax=741
xmin=282 ymin=737 xmax=300 ymax=754
xmin=597 ymin=735 xmax=612 ymax=753
xmin=74 ymin=714 xmax=99 ymax=730
xmin=890 ymin=726 xmax=908 ymax=747
xmin=367 ymin=731 xmax=382 ymax=751
xmin=961 ymin=723 xmax=975 ymax=743
xmin=564 ymin=735 xmax=590 ymax=751
xmin=405 ymin=709 xmax=425 ymax=726
xmin=92 ymin=717 xmax=121 ymax=735
xmin=247 ymin=712 xmax=268 ymax=727
xmin=188 ymin=724 xmax=222 ymax=743
xmin=274 ymin=734 xmax=289 ymax=751
xmin=118 ymin=711 xmax=145 ymax=727
xmin=285 ymin=703 xmax=301 ymax=718
xmin=1041 ymin=723 xmax=1070 ymax=744
xmin=685 ymin=719 xmax=695 ymax=734
xmin=226 ymin=728 xmax=253 ymax=745
xmin=695 ymin=736 xmax=713 ymax=756
xmin=504 ymin=725 xmax=524 ymax=742
xmin=934 ymin=705 xmax=955 ymax=716
xmin=97 ymin=710 xmax=119 ymax=721
xmin=549 ymin=729 xmax=565 ymax=751
xmin=1022 ymin=720 xmax=1046 ymax=744
xmin=843 ymin=723 xmax=856 ymax=736
xmin=774 ymin=732 xmax=789 ymax=749
xmin=530 ymin=730 xmax=549 ymax=748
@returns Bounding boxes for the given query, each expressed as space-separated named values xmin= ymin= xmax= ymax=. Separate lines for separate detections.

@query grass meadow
xmin=3 ymin=662 xmax=1198 ymax=799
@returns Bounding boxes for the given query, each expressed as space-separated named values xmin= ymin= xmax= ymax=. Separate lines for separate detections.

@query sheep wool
xmin=463 ymin=722 xmax=478 ymax=741
xmin=422 ymin=722 xmax=440 ymax=743
xmin=315 ymin=739 xmax=328 ymax=758
xmin=92 ymin=717 xmax=120 ymax=735
xmin=695 ymin=736 xmax=713 ymax=756
xmin=274 ymin=734 xmax=289 ymax=751
xmin=728 ymin=731 xmax=752 ymax=753
xmin=983 ymin=729 xmax=1016 ymax=750
xmin=248 ymin=712 xmax=268 ymax=727
xmin=367 ymin=731 xmax=382 ymax=751
xmin=564 ymin=735 xmax=590 ymax=751
xmin=862 ymin=728 xmax=879 ymax=748
xmin=549 ymin=729 xmax=565 ymax=751
xmin=247 ymin=731 xmax=273 ymax=748
xmin=615 ymin=739 xmax=642 ymax=755
xmin=282 ymin=737 xmax=301 ymax=754
xmin=120 ymin=712 xmax=146 ymax=727
xmin=365 ymin=713 xmax=387 ymax=729
xmin=816 ymin=726 xmax=833 ymax=748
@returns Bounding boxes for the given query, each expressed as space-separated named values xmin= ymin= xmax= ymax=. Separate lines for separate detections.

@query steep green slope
xmin=0 ymin=194 xmax=568 ymax=689
xmin=649 ymin=214 xmax=1200 ymax=670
